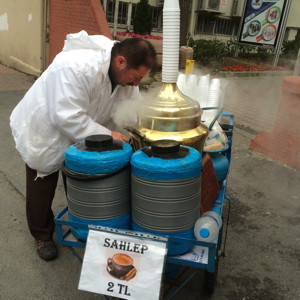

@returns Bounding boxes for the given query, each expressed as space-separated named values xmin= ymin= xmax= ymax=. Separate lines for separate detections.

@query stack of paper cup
xmin=202 ymin=78 xmax=221 ymax=123
xmin=162 ymin=0 xmax=180 ymax=83
xmin=176 ymin=73 xmax=211 ymax=108
xmin=177 ymin=73 xmax=198 ymax=100
xmin=197 ymin=74 xmax=211 ymax=106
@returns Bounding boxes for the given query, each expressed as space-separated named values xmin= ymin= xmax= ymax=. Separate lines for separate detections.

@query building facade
xmin=103 ymin=0 xmax=300 ymax=42
xmin=0 ymin=0 xmax=47 ymax=75
xmin=0 ymin=0 xmax=111 ymax=76
xmin=0 ymin=0 xmax=299 ymax=75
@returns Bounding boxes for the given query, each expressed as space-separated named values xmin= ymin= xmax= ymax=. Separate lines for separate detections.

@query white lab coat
xmin=10 ymin=31 xmax=141 ymax=177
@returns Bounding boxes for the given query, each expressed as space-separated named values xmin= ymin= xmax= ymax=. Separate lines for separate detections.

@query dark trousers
xmin=25 ymin=164 xmax=65 ymax=241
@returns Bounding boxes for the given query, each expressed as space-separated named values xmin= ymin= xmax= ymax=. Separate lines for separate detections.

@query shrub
xmin=282 ymin=32 xmax=300 ymax=59
xmin=189 ymin=39 xmax=232 ymax=67
xmin=132 ymin=0 xmax=152 ymax=35
xmin=189 ymin=38 xmax=276 ymax=67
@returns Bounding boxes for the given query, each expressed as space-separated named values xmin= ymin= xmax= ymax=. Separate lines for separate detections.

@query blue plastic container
xmin=205 ymin=147 xmax=229 ymax=186
xmin=64 ymin=135 xmax=133 ymax=240
xmin=130 ymin=140 xmax=202 ymax=255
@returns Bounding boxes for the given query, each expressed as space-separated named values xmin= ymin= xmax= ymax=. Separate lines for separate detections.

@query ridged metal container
xmin=130 ymin=140 xmax=201 ymax=255
xmin=132 ymin=175 xmax=200 ymax=231
xmin=63 ymin=135 xmax=133 ymax=240
xmin=65 ymin=166 xmax=130 ymax=220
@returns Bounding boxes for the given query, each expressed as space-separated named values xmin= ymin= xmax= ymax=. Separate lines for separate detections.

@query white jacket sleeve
xmin=45 ymin=67 xmax=111 ymax=142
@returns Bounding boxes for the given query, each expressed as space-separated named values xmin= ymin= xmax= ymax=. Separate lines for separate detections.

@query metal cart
xmin=54 ymin=112 xmax=234 ymax=299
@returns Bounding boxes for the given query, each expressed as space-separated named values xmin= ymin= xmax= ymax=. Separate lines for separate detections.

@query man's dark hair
xmin=112 ymin=37 xmax=157 ymax=70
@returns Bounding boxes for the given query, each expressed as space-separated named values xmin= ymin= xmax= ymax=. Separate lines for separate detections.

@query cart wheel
xmin=204 ymin=225 xmax=223 ymax=294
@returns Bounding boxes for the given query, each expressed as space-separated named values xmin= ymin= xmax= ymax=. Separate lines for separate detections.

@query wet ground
xmin=0 ymin=65 xmax=299 ymax=300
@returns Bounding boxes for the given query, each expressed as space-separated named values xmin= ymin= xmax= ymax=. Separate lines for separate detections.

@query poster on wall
xmin=238 ymin=0 xmax=290 ymax=47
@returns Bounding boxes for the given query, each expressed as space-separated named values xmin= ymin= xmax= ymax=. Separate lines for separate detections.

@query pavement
xmin=0 ymin=64 xmax=299 ymax=300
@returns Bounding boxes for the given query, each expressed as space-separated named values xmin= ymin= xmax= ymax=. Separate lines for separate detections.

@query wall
xmin=285 ymin=0 xmax=300 ymax=41
xmin=192 ymin=34 xmax=234 ymax=43
xmin=49 ymin=0 xmax=112 ymax=63
xmin=0 ymin=0 xmax=45 ymax=76
xmin=286 ymin=0 xmax=299 ymax=28
xmin=188 ymin=0 xmax=238 ymax=40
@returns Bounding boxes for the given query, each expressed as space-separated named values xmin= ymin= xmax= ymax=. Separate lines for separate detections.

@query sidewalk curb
xmin=218 ymin=70 xmax=293 ymax=77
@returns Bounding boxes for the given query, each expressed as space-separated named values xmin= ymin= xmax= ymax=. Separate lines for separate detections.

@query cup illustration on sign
xmin=251 ymin=0 xmax=263 ymax=10
xmin=262 ymin=6 xmax=281 ymax=25
xmin=256 ymin=24 xmax=277 ymax=42
xmin=107 ymin=253 xmax=137 ymax=281
xmin=243 ymin=20 xmax=261 ymax=38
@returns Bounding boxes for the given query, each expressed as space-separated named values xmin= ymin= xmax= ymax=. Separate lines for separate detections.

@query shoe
xmin=35 ymin=239 xmax=58 ymax=261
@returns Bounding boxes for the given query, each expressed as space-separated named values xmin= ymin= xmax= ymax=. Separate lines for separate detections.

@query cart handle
xmin=202 ymin=106 xmax=224 ymax=131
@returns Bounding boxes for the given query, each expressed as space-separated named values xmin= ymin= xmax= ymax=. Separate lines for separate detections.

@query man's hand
xmin=111 ymin=131 xmax=128 ymax=142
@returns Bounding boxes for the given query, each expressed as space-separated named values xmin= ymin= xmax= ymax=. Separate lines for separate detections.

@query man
xmin=10 ymin=30 xmax=157 ymax=261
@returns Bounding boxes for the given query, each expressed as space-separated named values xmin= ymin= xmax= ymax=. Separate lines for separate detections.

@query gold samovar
xmin=125 ymin=83 xmax=208 ymax=151
xmin=125 ymin=0 xmax=208 ymax=151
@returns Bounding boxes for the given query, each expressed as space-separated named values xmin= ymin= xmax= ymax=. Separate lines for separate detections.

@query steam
xmin=222 ymin=77 xmax=282 ymax=133
xmin=177 ymin=73 xmax=228 ymax=127
xmin=111 ymin=97 xmax=143 ymax=128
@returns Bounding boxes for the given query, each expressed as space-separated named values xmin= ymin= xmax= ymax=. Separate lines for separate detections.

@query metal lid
xmin=85 ymin=135 xmax=113 ymax=148
xmin=74 ymin=135 xmax=123 ymax=152
xmin=151 ymin=140 xmax=180 ymax=154
xmin=142 ymin=139 xmax=189 ymax=159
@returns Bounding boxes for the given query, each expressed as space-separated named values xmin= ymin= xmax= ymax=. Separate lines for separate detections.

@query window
xmin=118 ymin=2 xmax=128 ymax=25
xmin=131 ymin=5 xmax=162 ymax=31
xmin=105 ymin=0 xmax=129 ymax=26
xmin=131 ymin=3 xmax=137 ymax=26
xmin=203 ymin=16 xmax=215 ymax=34
xmin=152 ymin=7 xmax=162 ymax=31
xmin=106 ymin=0 xmax=114 ymax=23
xmin=196 ymin=14 xmax=237 ymax=36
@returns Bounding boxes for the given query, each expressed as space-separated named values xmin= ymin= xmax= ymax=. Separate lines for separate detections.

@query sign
xmin=79 ymin=229 xmax=167 ymax=300
xmin=238 ymin=0 xmax=290 ymax=47
xmin=173 ymin=245 xmax=209 ymax=265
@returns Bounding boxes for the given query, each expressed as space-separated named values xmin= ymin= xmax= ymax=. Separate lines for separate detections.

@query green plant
xmin=189 ymin=37 xmax=293 ymax=69
xmin=225 ymin=39 xmax=237 ymax=56
xmin=257 ymin=47 xmax=275 ymax=61
xmin=132 ymin=0 xmax=152 ymax=35
xmin=189 ymin=38 xmax=272 ymax=67
xmin=189 ymin=39 xmax=231 ymax=67
xmin=282 ymin=32 xmax=300 ymax=59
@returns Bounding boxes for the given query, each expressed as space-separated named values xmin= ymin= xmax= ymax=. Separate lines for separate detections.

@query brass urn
xmin=125 ymin=82 xmax=209 ymax=152
xmin=124 ymin=0 xmax=208 ymax=152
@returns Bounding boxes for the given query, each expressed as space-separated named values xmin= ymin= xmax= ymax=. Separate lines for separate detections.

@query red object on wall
xmin=250 ymin=76 xmax=300 ymax=169
xmin=49 ymin=0 xmax=112 ymax=64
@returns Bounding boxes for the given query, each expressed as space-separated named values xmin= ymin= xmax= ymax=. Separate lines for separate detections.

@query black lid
xmin=142 ymin=140 xmax=189 ymax=159
xmin=85 ymin=135 xmax=113 ymax=148
xmin=151 ymin=140 xmax=180 ymax=154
